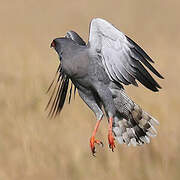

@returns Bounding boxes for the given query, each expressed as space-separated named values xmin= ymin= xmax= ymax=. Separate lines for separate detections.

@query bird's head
xmin=50 ymin=38 xmax=63 ymax=51
xmin=50 ymin=37 xmax=80 ymax=61
xmin=50 ymin=38 xmax=65 ymax=60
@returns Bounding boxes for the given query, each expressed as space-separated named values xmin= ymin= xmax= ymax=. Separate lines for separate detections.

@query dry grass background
xmin=0 ymin=0 xmax=180 ymax=179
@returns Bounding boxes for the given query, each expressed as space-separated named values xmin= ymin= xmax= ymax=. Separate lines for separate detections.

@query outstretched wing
xmin=88 ymin=18 xmax=163 ymax=91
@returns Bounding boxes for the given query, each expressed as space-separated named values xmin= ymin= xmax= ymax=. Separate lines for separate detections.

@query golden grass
xmin=0 ymin=0 xmax=180 ymax=179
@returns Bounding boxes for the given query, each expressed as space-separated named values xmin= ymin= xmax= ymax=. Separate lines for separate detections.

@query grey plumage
xmin=46 ymin=31 xmax=86 ymax=118
xmin=46 ymin=18 xmax=163 ymax=148
xmin=66 ymin=30 xmax=86 ymax=46
xmin=110 ymin=82 xmax=159 ymax=146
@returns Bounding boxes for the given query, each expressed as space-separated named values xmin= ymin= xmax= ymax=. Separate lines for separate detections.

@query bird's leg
xmin=108 ymin=116 xmax=115 ymax=151
xmin=78 ymin=89 xmax=104 ymax=156
xmin=92 ymin=83 xmax=116 ymax=152
xmin=90 ymin=118 xmax=103 ymax=156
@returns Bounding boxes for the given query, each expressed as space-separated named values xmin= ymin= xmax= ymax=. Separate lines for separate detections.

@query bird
xmin=46 ymin=18 xmax=163 ymax=155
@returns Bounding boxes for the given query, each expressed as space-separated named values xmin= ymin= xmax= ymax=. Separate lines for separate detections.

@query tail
xmin=110 ymin=83 xmax=159 ymax=146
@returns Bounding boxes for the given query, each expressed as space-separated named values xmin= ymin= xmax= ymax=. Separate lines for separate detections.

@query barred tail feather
xmin=113 ymin=104 xmax=159 ymax=146
xmin=110 ymin=82 xmax=159 ymax=146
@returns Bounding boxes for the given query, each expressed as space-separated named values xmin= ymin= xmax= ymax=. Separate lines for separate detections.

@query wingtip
xmin=155 ymin=71 xmax=164 ymax=79
xmin=159 ymin=75 xmax=164 ymax=79
xmin=151 ymin=88 xmax=159 ymax=92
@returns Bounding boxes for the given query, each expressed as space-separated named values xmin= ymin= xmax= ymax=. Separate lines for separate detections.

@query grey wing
xmin=66 ymin=30 xmax=86 ymax=46
xmin=88 ymin=18 xmax=163 ymax=91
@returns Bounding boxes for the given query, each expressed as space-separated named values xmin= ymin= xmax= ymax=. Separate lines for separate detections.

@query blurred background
xmin=0 ymin=0 xmax=180 ymax=179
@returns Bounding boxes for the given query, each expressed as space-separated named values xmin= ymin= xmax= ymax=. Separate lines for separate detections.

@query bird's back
xmin=59 ymin=39 xmax=90 ymax=79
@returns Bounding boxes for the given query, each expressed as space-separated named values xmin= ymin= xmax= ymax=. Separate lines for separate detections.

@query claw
xmin=90 ymin=136 xmax=103 ymax=156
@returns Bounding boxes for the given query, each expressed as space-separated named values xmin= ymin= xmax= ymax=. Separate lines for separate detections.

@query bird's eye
xmin=50 ymin=40 xmax=56 ymax=48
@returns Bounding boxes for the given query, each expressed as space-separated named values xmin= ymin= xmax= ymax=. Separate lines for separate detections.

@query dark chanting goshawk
xmin=46 ymin=18 xmax=163 ymax=155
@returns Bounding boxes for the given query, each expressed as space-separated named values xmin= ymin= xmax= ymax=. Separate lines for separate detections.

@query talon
xmin=90 ymin=136 xmax=103 ymax=156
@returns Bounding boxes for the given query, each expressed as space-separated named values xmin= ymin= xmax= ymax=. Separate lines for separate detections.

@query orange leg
xmin=108 ymin=117 xmax=115 ymax=151
xmin=90 ymin=119 xmax=103 ymax=156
